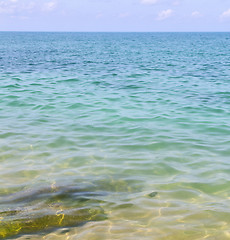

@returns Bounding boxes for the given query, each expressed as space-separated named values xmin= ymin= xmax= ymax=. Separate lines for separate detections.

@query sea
xmin=0 ymin=32 xmax=230 ymax=239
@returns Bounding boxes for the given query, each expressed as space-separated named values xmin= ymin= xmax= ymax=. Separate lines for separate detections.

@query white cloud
xmin=220 ymin=9 xmax=230 ymax=19
xmin=96 ymin=13 xmax=103 ymax=19
xmin=140 ymin=0 xmax=158 ymax=5
xmin=0 ymin=0 xmax=58 ymax=15
xmin=42 ymin=1 xmax=57 ymax=12
xmin=173 ymin=1 xmax=180 ymax=6
xmin=157 ymin=9 xmax=173 ymax=20
xmin=191 ymin=11 xmax=202 ymax=17
xmin=11 ymin=15 xmax=29 ymax=20
xmin=118 ymin=12 xmax=130 ymax=18
xmin=0 ymin=0 xmax=17 ymax=14
xmin=0 ymin=0 xmax=35 ymax=14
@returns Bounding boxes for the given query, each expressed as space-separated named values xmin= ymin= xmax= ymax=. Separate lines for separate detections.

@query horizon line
xmin=0 ymin=31 xmax=229 ymax=33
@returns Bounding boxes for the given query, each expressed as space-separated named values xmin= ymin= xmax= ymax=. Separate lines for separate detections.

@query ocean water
xmin=0 ymin=32 xmax=230 ymax=239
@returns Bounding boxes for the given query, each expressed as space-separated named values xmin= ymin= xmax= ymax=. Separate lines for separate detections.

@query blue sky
xmin=0 ymin=0 xmax=230 ymax=31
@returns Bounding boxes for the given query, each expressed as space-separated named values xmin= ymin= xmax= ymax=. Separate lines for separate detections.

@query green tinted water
xmin=0 ymin=32 xmax=230 ymax=239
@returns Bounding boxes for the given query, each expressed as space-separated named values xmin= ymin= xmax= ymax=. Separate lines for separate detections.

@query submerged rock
xmin=0 ymin=184 xmax=107 ymax=239
xmin=0 ymin=207 xmax=106 ymax=239
xmin=148 ymin=192 xmax=158 ymax=198
xmin=0 ymin=178 xmax=141 ymax=239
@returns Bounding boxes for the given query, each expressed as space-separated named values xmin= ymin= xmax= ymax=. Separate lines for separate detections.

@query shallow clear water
xmin=0 ymin=32 xmax=230 ymax=239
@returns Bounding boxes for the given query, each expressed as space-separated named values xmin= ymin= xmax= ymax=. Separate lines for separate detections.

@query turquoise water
xmin=0 ymin=32 xmax=230 ymax=239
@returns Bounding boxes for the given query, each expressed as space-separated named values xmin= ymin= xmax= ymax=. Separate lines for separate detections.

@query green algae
xmin=0 ymin=207 xmax=106 ymax=239
xmin=0 ymin=178 xmax=141 ymax=239
xmin=0 ymin=184 xmax=108 ymax=239
xmin=0 ymin=179 xmax=142 ymax=239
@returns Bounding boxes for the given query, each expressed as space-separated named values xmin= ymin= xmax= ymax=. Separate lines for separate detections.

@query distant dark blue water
xmin=0 ymin=32 xmax=230 ymax=239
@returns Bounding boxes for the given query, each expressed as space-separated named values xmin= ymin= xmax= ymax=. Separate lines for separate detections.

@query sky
xmin=0 ymin=0 xmax=230 ymax=31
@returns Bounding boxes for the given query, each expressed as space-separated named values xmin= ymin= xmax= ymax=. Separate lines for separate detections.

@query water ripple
xmin=0 ymin=32 xmax=230 ymax=239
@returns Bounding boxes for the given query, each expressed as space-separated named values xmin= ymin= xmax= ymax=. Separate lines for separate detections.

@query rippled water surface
xmin=0 ymin=32 xmax=230 ymax=239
